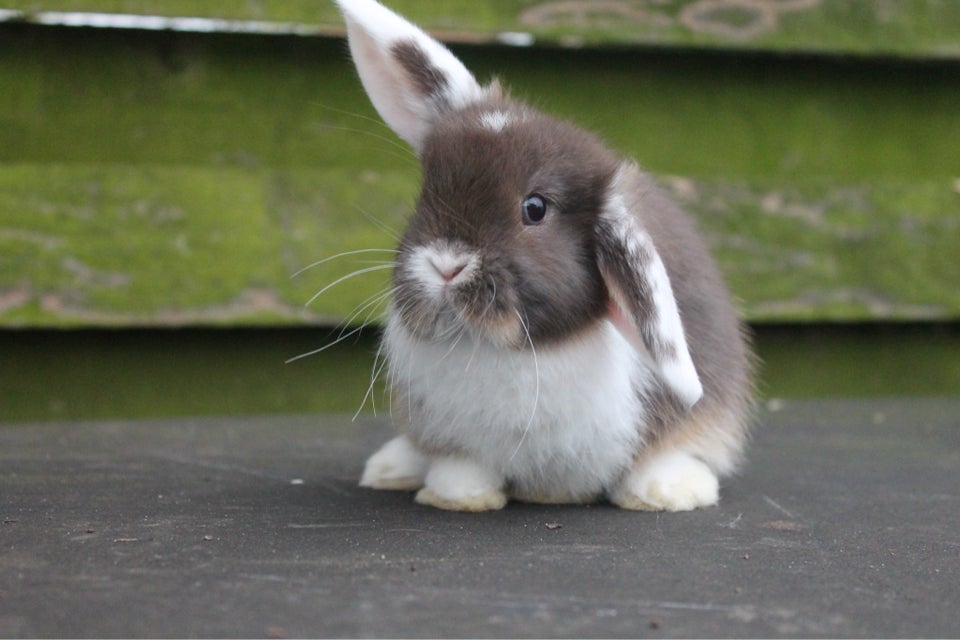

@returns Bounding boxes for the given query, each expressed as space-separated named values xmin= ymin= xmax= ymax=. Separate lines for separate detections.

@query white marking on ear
xmin=598 ymin=163 xmax=703 ymax=409
xmin=335 ymin=0 xmax=484 ymax=152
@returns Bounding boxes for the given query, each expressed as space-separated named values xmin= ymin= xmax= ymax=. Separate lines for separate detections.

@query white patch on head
xmin=610 ymin=450 xmax=719 ymax=512
xmin=479 ymin=110 xmax=513 ymax=133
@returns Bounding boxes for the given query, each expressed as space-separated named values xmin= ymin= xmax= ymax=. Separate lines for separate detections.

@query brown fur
xmin=616 ymin=167 xmax=755 ymax=455
xmin=393 ymin=93 xmax=753 ymax=465
xmin=390 ymin=40 xmax=449 ymax=103
xmin=393 ymin=96 xmax=620 ymax=346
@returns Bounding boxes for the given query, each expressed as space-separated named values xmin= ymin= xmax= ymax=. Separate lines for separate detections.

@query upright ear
xmin=596 ymin=163 xmax=704 ymax=410
xmin=334 ymin=0 xmax=485 ymax=153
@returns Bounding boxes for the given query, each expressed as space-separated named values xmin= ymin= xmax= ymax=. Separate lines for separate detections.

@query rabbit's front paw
xmin=611 ymin=451 xmax=719 ymax=512
xmin=360 ymin=436 xmax=429 ymax=491
xmin=415 ymin=457 xmax=507 ymax=512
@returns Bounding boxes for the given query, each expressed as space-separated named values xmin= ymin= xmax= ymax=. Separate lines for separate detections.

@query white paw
xmin=359 ymin=436 xmax=429 ymax=491
xmin=414 ymin=457 xmax=507 ymax=512
xmin=611 ymin=451 xmax=719 ymax=512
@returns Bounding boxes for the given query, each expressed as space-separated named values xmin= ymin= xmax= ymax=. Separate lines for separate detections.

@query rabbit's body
xmin=384 ymin=315 xmax=645 ymax=505
xmin=336 ymin=0 xmax=754 ymax=511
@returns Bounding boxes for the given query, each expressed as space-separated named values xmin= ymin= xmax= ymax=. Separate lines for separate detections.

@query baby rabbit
xmin=335 ymin=0 xmax=754 ymax=511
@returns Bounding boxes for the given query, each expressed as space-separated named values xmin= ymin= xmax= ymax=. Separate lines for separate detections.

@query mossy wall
xmin=1 ymin=3 xmax=958 ymax=327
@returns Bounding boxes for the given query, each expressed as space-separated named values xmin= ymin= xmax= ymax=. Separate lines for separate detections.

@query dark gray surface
xmin=2 ymin=399 xmax=959 ymax=638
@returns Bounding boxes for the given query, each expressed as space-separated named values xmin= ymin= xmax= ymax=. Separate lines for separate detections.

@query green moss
xmin=6 ymin=26 xmax=957 ymax=179
xmin=4 ymin=1 xmax=960 ymax=59
xmin=0 ymin=164 xmax=418 ymax=325
xmin=2 ymin=25 xmax=958 ymax=325
xmin=481 ymin=46 xmax=960 ymax=182
xmin=0 ymin=165 xmax=271 ymax=320
xmin=674 ymin=177 xmax=960 ymax=321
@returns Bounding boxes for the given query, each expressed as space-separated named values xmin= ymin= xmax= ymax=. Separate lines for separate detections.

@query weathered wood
xmin=3 ymin=163 xmax=957 ymax=325
xmin=3 ymin=0 xmax=960 ymax=59
xmin=0 ymin=163 xmax=414 ymax=325
xmin=1 ymin=21 xmax=958 ymax=326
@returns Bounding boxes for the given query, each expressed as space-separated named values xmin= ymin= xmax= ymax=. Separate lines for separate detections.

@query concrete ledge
xmin=2 ymin=399 xmax=959 ymax=637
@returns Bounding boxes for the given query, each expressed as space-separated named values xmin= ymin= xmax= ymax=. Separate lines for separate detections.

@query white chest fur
xmin=383 ymin=317 xmax=649 ymax=501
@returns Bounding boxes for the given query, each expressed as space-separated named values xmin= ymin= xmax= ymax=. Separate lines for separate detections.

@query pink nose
xmin=437 ymin=263 xmax=465 ymax=282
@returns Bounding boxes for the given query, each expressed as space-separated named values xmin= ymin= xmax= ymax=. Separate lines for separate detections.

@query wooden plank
xmin=0 ymin=164 xmax=415 ymax=326
xmin=3 ymin=26 xmax=957 ymax=186
xmin=3 ymin=163 xmax=956 ymax=325
xmin=670 ymin=177 xmax=960 ymax=321
xmin=2 ymin=0 xmax=960 ymax=59
xmin=1 ymin=24 xmax=958 ymax=326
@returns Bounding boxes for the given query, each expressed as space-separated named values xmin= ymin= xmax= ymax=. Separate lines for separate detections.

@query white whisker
xmin=287 ymin=285 xmax=394 ymax=365
xmin=464 ymin=274 xmax=497 ymax=374
xmin=291 ymin=249 xmax=397 ymax=278
xmin=315 ymin=102 xmax=401 ymax=134
xmin=317 ymin=122 xmax=419 ymax=164
xmin=352 ymin=204 xmax=403 ymax=243
xmin=354 ymin=343 xmax=390 ymax=421
xmin=304 ymin=264 xmax=395 ymax=307
xmin=341 ymin=287 xmax=394 ymax=332
xmin=435 ymin=324 xmax=467 ymax=366
xmin=509 ymin=309 xmax=540 ymax=462
xmin=285 ymin=325 xmax=366 ymax=364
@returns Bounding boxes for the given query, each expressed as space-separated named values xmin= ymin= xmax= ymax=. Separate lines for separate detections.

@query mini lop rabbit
xmin=335 ymin=0 xmax=754 ymax=511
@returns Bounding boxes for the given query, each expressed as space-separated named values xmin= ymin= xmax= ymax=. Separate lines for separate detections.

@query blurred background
xmin=2 ymin=1 xmax=959 ymax=422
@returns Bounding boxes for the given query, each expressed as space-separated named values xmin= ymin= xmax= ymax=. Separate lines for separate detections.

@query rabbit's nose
xmin=430 ymin=258 xmax=467 ymax=282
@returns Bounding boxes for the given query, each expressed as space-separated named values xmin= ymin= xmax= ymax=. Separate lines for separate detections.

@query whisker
xmin=315 ymin=102 xmax=398 ymax=131
xmin=304 ymin=264 xmax=395 ymax=307
xmin=464 ymin=274 xmax=497 ymax=374
xmin=316 ymin=122 xmax=419 ymax=164
xmin=294 ymin=279 xmax=395 ymax=361
xmin=354 ymin=343 xmax=390 ymax=421
xmin=371 ymin=338 xmax=388 ymax=415
xmin=285 ymin=324 xmax=366 ymax=364
xmin=352 ymin=204 xmax=404 ymax=243
xmin=340 ymin=287 xmax=393 ymax=334
xmin=291 ymin=249 xmax=398 ymax=278
xmin=287 ymin=286 xmax=393 ymax=365
xmin=435 ymin=323 xmax=467 ymax=366
xmin=509 ymin=309 xmax=540 ymax=462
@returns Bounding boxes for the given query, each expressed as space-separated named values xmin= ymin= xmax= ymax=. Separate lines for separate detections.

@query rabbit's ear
xmin=335 ymin=0 xmax=485 ymax=152
xmin=596 ymin=164 xmax=703 ymax=409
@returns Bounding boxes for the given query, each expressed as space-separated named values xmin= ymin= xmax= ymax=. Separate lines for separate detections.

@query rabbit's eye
xmin=521 ymin=195 xmax=547 ymax=225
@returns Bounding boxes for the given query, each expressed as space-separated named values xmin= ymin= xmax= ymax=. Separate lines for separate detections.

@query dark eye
xmin=521 ymin=194 xmax=547 ymax=225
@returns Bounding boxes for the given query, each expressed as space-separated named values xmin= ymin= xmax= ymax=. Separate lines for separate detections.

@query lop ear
xmin=334 ymin=0 xmax=485 ymax=153
xmin=596 ymin=164 xmax=704 ymax=409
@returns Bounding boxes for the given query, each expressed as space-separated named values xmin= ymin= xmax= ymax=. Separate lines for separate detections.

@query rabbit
xmin=334 ymin=0 xmax=754 ymax=512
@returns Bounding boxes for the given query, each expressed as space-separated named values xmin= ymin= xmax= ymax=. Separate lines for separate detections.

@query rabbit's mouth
xmin=392 ymin=243 xmax=524 ymax=348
